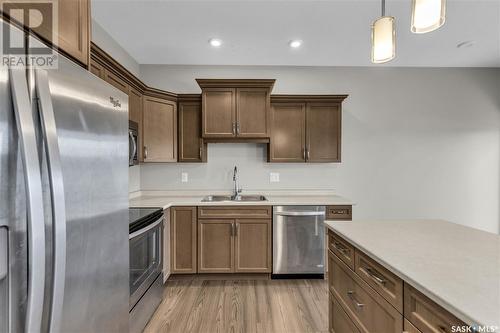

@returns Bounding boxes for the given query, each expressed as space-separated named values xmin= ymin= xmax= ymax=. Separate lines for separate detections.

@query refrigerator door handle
xmin=9 ymin=68 xmax=46 ymax=333
xmin=35 ymin=69 xmax=67 ymax=333
xmin=0 ymin=227 xmax=7 ymax=281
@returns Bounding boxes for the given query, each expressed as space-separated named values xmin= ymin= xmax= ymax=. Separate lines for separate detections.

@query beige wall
xmin=137 ymin=65 xmax=500 ymax=234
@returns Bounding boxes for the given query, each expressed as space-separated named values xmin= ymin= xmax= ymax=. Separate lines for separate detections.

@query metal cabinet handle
xmin=232 ymin=122 xmax=236 ymax=135
xmin=333 ymin=241 xmax=349 ymax=255
xmin=10 ymin=68 xmax=46 ymax=333
xmin=35 ymin=69 xmax=67 ymax=333
xmin=231 ymin=222 xmax=235 ymax=237
xmin=236 ymin=122 xmax=240 ymax=135
xmin=144 ymin=146 xmax=148 ymax=159
xmin=306 ymin=146 xmax=310 ymax=160
xmin=364 ymin=267 xmax=386 ymax=285
xmin=347 ymin=291 xmax=364 ymax=308
xmin=235 ymin=223 xmax=239 ymax=236
xmin=303 ymin=147 xmax=306 ymax=160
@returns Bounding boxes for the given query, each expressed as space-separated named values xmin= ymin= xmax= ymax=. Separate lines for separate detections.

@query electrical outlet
xmin=270 ymin=172 xmax=280 ymax=183
xmin=181 ymin=172 xmax=188 ymax=183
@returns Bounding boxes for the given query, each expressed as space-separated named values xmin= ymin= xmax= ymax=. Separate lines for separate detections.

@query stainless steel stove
xmin=128 ymin=207 xmax=164 ymax=333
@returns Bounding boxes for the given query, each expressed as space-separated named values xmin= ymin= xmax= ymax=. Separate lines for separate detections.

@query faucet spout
xmin=232 ymin=166 xmax=242 ymax=199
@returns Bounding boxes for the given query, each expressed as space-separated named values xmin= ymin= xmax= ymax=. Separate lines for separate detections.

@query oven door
xmin=129 ymin=217 xmax=163 ymax=310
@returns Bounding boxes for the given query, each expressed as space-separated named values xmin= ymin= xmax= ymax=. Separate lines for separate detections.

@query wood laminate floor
xmin=144 ymin=277 xmax=328 ymax=333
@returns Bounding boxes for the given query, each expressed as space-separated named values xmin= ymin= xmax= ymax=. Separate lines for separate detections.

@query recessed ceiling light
xmin=456 ymin=40 xmax=475 ymax=49
xmin=209 ymin=38 xmax=222 ymax=47
xmin=289 ymin=40 xmax=302 ymax=48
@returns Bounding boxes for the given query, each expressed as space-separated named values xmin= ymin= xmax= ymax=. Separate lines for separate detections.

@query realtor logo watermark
xmin=452 ymin=325 xmax=499 ymax=332
xmin=1 ymin=0 xmax=58 ymax=68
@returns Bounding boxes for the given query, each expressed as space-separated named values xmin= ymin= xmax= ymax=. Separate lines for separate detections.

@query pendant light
xmin=371 ymin=0 xmax=395 ymax=63
xmin=411 ymin=0 xmax=446 ymax=33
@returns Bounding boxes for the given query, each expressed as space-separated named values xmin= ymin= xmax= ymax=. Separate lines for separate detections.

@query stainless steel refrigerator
xmin=0 ymin=19 xmax=129 ymax=332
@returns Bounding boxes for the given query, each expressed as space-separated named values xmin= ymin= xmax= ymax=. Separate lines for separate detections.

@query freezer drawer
xmin=273 ymin=206 xmax=326 ymax=274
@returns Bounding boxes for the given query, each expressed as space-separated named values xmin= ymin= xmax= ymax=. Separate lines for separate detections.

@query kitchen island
xmin=324 ymin=219 xmax=500 ymax=333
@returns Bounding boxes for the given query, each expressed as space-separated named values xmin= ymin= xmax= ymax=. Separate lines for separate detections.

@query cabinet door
xmin=143 ymin=96 xmax=177 ymax=162
xmin=178 ymin=101 xmax=206 ymax=162
xmin=329 ymin=292 xmax=360 ymax=333
xmin=198 ymin=219 xmax=234 ymax=273
xmin=269 ymin=103 xmax=306 ymax=162
xmin=202 ymin=88 xmax=236 ymax=138
xmin=163 ymin=208 xmax=171 ymax=281
xmin=236 ymin=88 xmax=269 ymax=138
xmin=129 ymin=88 xmax=143 ymax=161
xmin=103 ymin=69 xmax=129 ymax=94
xmin=89 ymin=58 xmax=105 ymax=79
xmin=306 ymin=103 xmax=341 ymax=162
xmin=234 ymin=219 xmax=271 ymax=273
xmin=58 ymin=0 xmax=90 ymax=66
xmin=170 ymin=207 xmax=197 ymax=274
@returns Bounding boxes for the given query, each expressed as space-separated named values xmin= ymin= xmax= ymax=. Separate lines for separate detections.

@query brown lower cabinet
xmin=327 ymin=230 xmax=467 ymax=333
xmin=329 ymin=292 xmax=361 ymax=333
xmin=197 ymin=206 xmax=272 ymax=273
xmin=170 ymin=207 xmax=197 ymax=273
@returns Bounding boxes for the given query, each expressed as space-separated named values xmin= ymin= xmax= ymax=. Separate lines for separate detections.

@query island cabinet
xmin=196 ymin=79 xmax=275 ymax=140
xmin=269 ymin=95 xmax=347 ymax=163
xmin=177 ymin=94 xmax=206 ymax=162
xmin=327 ymin=229 xmax=467 ymax=333
xmin=197 ymin=206 xmax=272 ymax=273
xmin=143 ymin=95 xmax=177 ymax=162
xmin=170 ymin=207 xmax=197 ymax=274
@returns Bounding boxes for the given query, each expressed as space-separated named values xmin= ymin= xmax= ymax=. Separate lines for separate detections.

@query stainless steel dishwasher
xmin=273 ymin=206 xmax=326 ymax=277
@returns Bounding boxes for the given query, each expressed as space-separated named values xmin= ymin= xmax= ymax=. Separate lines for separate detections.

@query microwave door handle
xmin=35 ymin=69 xmax=67 ymax=333
xmin=10 ymin=68 xmax=46 ymax=333
xmin=130 ymin=131 xmax=137 ymax=162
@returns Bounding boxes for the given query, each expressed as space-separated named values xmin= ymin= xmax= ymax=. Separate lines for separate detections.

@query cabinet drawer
xmin=329 ymin=251 xmax=403 ymax=333
xmin=404 ymin=319 xmax=422 ymax=333
xmin=198 ymin=206 xmax=271 ymax=219
xmin=326 ymin=205 xmax=352 ymax=220
xmin=404 ymin=284 xmax=466 ymax=333
xmin=328 ymin=231 xmax=355 ymax=270
xmin=329 ymin=292 xmax=360 ymax=333
xmin=355 ymin=250 xmax=403 ymax=312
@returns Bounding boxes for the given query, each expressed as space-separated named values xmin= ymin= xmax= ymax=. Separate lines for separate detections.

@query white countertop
xmin=324 ymin=220 xmax=500 ymax=329
xmin=129 ymin=190 xmax=354 ymax=210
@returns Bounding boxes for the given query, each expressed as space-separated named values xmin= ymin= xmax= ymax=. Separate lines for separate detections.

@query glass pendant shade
xmin=371 ymin=16 xmax=395 ymax=63
xmin=411 ymin=0 xmax=446 ymax=33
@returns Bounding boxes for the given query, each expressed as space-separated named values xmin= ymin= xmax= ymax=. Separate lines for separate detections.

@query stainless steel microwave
xmin=129 ymin=121 xmax=138 ymax=166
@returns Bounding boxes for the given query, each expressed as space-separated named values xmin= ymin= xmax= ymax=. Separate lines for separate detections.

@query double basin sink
xmin=201 ymin=195 xmax=267 ymax=202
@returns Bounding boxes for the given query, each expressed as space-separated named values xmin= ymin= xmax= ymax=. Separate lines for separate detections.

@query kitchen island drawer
xmin=198 ymin=206 xmax=272 ymax=219
xmin=355 ymin=250 xmax=403 ymax=312
xmin=328 ymin=251 xmax=403 ymax=333
xmin=328 ymin=231 xmax=355 ymax=270
xmin=326 ymin=205 xmax=352 ymax=220
xmin=404 ymin=284 xmax=466 ymax=333
xmin=329 ymin=292 xmax=360 ymax=333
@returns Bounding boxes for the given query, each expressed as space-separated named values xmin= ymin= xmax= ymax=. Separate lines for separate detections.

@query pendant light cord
xmin=381 ymin=0 xmax=386 ymax=16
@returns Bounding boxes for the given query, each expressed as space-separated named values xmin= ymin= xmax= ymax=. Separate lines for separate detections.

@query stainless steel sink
xmin=201 ymin=195 xmax=267 ymax=202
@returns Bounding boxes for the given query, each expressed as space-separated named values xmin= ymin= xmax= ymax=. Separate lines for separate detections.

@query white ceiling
xmin=92 ymin=0 xmax=500 ymax=67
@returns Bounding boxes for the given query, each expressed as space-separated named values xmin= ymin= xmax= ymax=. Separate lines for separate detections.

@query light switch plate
xmin=270 ymin=172 xmax=280 ymax=183
xmin=181 ymin=172 xmax=188 ymax=183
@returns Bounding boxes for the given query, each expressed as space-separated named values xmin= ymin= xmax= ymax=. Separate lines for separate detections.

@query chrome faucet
xmin=232 ymin=166 xmax=242 ymax=199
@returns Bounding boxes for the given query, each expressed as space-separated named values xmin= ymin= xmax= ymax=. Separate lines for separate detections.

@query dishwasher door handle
xmin=275 ymin=211 xmax=325 ymax=217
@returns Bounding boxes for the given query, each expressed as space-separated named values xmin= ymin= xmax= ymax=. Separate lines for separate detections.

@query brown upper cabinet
xmin=143 ymin=95 xmax=177 ymax=162
xmin=178 ymin=94 xmax=207 ymax=163
xmin=269 ymin=95 xmax=347 ymax=163
xmin=2 ymin=0 xmax=90 ymax=66
xmin=197 ymin=79 xmax=275 ymax=140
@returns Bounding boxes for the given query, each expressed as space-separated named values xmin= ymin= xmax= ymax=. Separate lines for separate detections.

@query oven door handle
xmin=129 ymin=217 xmax=163 ymax=240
